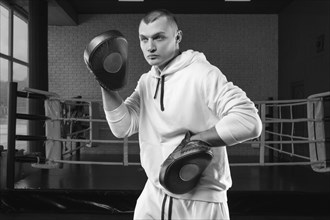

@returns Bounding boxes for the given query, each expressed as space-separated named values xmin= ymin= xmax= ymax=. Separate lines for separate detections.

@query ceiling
xmin=8 ymin=0 xmax=297 ymax=25
xmin=65 ymin=0 xmax=294 ymax=14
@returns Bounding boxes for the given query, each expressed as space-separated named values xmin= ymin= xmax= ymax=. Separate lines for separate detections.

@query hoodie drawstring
xmin=154 ymin=75 xmax=165 ymax=111
xmin=161 ymin=194 xmax=173 ymax=220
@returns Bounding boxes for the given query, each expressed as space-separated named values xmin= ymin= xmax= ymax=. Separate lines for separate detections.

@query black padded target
xmin=84 ymin=30 xmax=128 ymax=91
xmin=160 ymin=146 xmax=213 ymax=194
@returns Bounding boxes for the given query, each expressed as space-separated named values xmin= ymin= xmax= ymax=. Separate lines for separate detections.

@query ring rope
xmin=48 ymin=136 xmax=324 ymax=145
xmin=49 ymin=96 xmax=102 ymax=103
xmin=49 ymin=138 xmax=139 ymax=144
xmin=55 ymin=117 xmax=107 ymax=123
xmin=265 ymin=130 xmax=310 ymax=140
xmin=263 ymin=144 xmax=311 ymax=160
xmin=245 ymin=139 xmax=325 ymax=144
xmin=51 ymin=159 xmax=140 ymax=166
xmin=67 ymin=127 xmax=90 ymax=137
xmin=254 ymin=98 xmax=316 ymax=105
xmin=264 ymin=118 xmax=323 ymax=123
xmin=55 ymin=117 xmax=324 ymax=124
xmin=263 ymin=101 xmax=308 ymax=108
xmin=62 ymin=143 xmax=87 ymax=156
xmin=229 ymin=161 xmax=327 ymax=167
xmin=49 ymin=159 xmax=326 ymax=167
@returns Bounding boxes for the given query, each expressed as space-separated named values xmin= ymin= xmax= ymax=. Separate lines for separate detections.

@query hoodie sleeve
xmin=104 ymin=86 xmax=140 ymax=139
xmin=202 ymin=67 xmax=262 ymax=146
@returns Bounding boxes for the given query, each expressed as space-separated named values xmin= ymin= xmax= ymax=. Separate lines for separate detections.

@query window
xmin=0 ymin=1 xmax=28 ymax=151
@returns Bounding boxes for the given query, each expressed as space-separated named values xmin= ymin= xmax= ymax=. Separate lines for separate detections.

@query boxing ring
xmin=1 ymin=81 xmax=330 ymax=219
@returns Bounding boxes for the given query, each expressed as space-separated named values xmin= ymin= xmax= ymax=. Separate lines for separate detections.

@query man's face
xmin=139 ymin=16 xmax=179 ymax=70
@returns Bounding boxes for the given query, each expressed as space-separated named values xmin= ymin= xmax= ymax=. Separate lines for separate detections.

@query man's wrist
xmin=190 ymin=127 xmax=226 ymax=147
xmin=101 ymin=88 xmax=123 ymax=111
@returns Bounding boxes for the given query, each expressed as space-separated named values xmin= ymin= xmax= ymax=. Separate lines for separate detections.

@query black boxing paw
xmin=159 ymin=132 xmax=213 ymax=194
xmin=84 ymin=30 xmax=128 ymax=91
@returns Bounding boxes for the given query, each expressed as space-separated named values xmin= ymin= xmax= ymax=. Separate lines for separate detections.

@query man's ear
xmin=176 ymin=30 xmax=183 ymax=43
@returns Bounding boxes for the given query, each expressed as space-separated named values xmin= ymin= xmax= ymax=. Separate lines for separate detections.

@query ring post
xmin=6 ymin=82 xmax=17 ymax=189
xmin=307 ymin=93 xmax=329 ymax=172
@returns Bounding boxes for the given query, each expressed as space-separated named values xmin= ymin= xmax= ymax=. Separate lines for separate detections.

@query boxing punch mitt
xmin=84 ymin=30 xmax=128 ymax=91
xmin=159 ymin=131 xmax=213 ymax=194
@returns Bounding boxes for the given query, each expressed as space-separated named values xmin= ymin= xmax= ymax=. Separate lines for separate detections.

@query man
xmin=101 ymin=9 xmax=262 ymax=220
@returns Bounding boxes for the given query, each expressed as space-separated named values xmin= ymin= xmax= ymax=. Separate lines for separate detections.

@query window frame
xmin=0 ymin=0 xmax=29 ymax=150
xmin=0 ymin=0 xmax=29 ymax=78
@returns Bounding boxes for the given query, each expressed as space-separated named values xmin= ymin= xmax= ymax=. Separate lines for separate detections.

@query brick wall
xmin=48 ymin=14 xmax=278 ymax=156
xmin=49 ymin=14 xmax=277 ymax=100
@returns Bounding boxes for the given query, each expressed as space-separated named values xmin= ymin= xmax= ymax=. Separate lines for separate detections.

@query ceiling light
xmin=118 ymin=0 xmax=144 ymax=2
xmin=225 ymin=0 xmax=251 ymax=2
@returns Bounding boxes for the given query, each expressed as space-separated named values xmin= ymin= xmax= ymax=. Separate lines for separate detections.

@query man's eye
xmin=155 ymin=36 xmax=164 ymax=40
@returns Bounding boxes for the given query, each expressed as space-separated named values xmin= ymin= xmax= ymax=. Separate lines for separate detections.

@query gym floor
xmin=1 ymin=154 xmax=330 ymax=220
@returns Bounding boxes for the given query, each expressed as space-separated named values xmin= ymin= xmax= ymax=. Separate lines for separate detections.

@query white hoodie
xmin=105 ymin=50 xmax=262 ymax=202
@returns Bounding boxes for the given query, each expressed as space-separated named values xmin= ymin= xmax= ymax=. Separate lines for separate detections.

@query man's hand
xmin=101 ymin=88 xmax=123 ymax=111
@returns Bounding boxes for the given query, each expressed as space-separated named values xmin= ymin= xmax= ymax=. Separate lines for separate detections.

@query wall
xmin=279 ymin=0 xmax=330 ymax=99
xmin=48 ymin=14 xmax=278 ymax=101
xmin=278 ymin=0 xmax=330 ymax=163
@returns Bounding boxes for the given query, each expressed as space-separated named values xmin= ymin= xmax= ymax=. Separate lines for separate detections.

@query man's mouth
xmin=147 ymin=55 xmax=158 ymax=59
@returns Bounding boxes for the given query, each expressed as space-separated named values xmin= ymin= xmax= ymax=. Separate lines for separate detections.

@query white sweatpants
xmin=134 ymin=180 xmax=230 ymax=220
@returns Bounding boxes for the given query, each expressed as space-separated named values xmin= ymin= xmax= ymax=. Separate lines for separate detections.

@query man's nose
xmin=147 ymin=40 xmax=156 ymax=52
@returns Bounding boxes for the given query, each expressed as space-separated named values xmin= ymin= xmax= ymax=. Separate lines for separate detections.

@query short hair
xmin=140 ymin=9 xmax=179 ymax=29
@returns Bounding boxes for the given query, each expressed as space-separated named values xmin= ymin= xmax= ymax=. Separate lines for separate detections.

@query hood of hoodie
xmin=148 ymin=49 xmax=207 ymax=78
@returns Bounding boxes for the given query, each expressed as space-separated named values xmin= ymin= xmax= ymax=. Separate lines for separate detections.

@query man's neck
xmin=157 ymin=50 xmax=181 ymax=71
